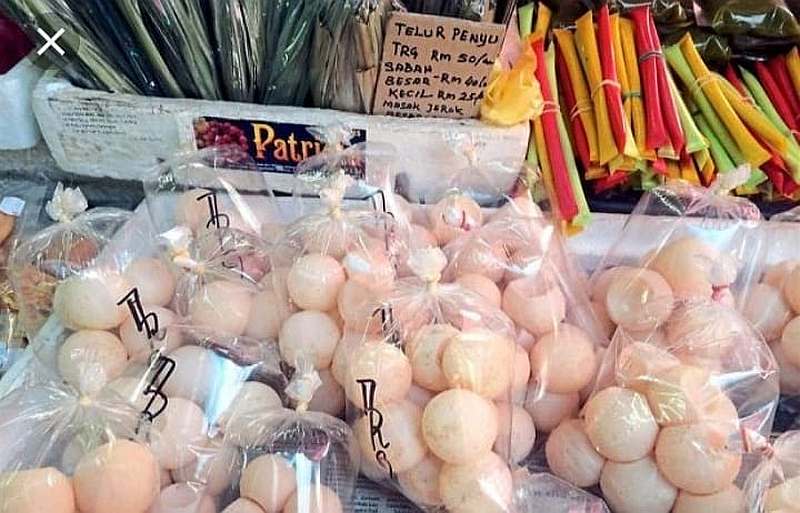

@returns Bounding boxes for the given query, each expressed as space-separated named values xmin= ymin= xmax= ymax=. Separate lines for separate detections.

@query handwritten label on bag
xmin=141 ymin=354 xmax=176 ymax=422
xmin=197 ymin=190 xmax=230 ymax=229
xmin=373 ymin=12 xmax=505 ymax=119
xmin=358 ymin=378 xmax=395 ymax=479
xmin=118 ymin=288 xmax=159 ymax=340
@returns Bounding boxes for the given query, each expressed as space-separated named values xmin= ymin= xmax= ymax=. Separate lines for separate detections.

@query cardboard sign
xmin=373 ymin=12 xmax=505 ymax=119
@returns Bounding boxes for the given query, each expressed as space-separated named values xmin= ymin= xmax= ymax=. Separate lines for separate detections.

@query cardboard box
xmin=373 ymin=12 xmax=505 ymax=119
xmin=32 ymin=76 xmax=529 ymax=199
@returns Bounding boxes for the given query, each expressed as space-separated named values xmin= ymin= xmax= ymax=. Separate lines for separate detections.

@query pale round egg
xmin=220 ymin=382 xmax=283 ymax=446
xmin=495 ymin=344 xmax=531 ymax=403
xmin=286 ymin=254 xmax=345 ymax=311
xmin=189 ymin=280 xmax=252 ymax=336
xmin=600 ymin=457 xmax=678 ymax=513
xmin=221 ymin=498 xmax=266 ymax=513
xmin=491 ymin=195 xmax=543 ymax=222
xmin=455 ymin=273 xmax=502 ymax=307
xmin=422 ymin=389 xmax=498 ymax=465
xmin=150 ymin=397 xmax=208 ymax=469
xmin=439 ymin=452 xmax=513 ymax=513
xmin=772 ymin=340 xmax=800 ymax=395
xmin=331 ymin=331 xmax=376 ymax=386
xmin=442 ymin=329 xmax=515 ymax=398
xmin=523 ymin=388 xmax=579 ymax=433
xmin=150 ymin=483 xmax=216 ymax=513
xmin=583 ymin=386 xmax=659 ymax=462
xmin=74 ymin=440 xmax=159 ymax=513
xmin=785 ymin=266 xmax=800 ymax=313
xmin=355 ymin=400 xmax=427 ymax=473
xmin=428 ymin=194 xmax=483 ymax=245
xmin=649 ymin=238 xmax=720 ymax=300
xmin=282 ymin=485 xmax=343 ymax=513
xmin=406 ymin=323 xmax=460 ymax=392
xmin=279 ymin=311 xmax=340 ymax=369
xmin=545 ymin=418 xmax=605 ymax=487
xmin=342 ymin=247 xmax=395 ymax=291
xmin=308 ymin=369 xmax=345 ymax=417
xmin=502 ymin=245 xmax=547 ymax=283
xmin=162 ymin=345 xmax=217 ymax=405
xmin=493 ymin=403 xmax=535 ymax=464
xmin=615 ymin=341 xmax=681 ymax=392
xmin=345 ymin=343 xmax=412 ymax=406
xmin=410 ymin=224 xmax=437 ymax=247
xmin=529 ymin=323 xmax=597 ymax=394
xmin=591 ymin=266 xmax=635 ymax=302
xmin=406 ymin=384 xmax=434 ymax=409
xmin=655 ymin=423 xmax=742 ymax=495
xmin=643 ymin=365 xmax=718 ymax=426
xmin=337 ymin=280 xmax=382 ymax=334
xmin=764 ymin=476 xmax=800 ymax=512
xmin=447 ymin=241 xmax=508 ymax=283
xmin=781 ymin=317 xmax=800 ymax=368
xmin=0 ymin=467 xmax=75 ymax=513
xmin=172 ymin=437 xmax=241 ymax=496
xmin=605 ymin=268 xmax=674 ymax=332
xmin=53 ymin=272 xmax=131 ymax=330
xmin=743 ymin=283 xmax=792 ymax=342
xmin=58 ymin=330 xmax=128 ymax=395
xmin=665 ymin=303 xmax=744 ymax=368
xmin=245 ymin=288 xmax=292 ymax=340
xmin=240 ymin=454 xmax=297 ymax=512
xmin=502 ymin=278 xmax=566 ymax=336
xmin=120 ymin=306 xmax=182 ymax=362
xmin=762 ymin=261 xmax=800 ymax=289
xmin=398 ymin=455 xmax=443 ymax=507
xmin=672 ymin=485 xmax=745 ymax=513
xmin=124 ymin=258 xmax=176 ymax=307
xmin=175 ymin=189 xmax=213 ymax=233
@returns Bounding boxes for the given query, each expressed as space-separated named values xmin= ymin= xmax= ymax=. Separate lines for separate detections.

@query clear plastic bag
xmin=698 ymin=0 xmax=800 ymax=40
xmin=215 ymin=362 xmax=359 ymax=513
xmin=744 ymin=430 xmax=800 ymax=513
xmin=545 ymin=179 xmax=780 ymax=513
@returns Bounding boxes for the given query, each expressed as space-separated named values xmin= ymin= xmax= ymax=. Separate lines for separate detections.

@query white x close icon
xmin=36 ymin=27 xmax=66 ymax=56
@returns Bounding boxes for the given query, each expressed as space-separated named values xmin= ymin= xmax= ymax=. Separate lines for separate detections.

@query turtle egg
xmin=649 ymin=237 xmax=719 ymax=300
xmin=502 ymin=278 xmax=566 ymax=336
xmin=245 ymin=288 xmax=293 ymax=340
xmin=406 ymin=324 xmax=460 ymax=392
xmin=428 ymin=194 xmax=483 ymax=245
xmin=0 ymin=467 xmax=75 ymax=513
xmin=743 ymin=283 xmax=792 ymax=342
xmin=591 ymin=266 xmax=635 ymax=302
xmin=495 ymin=344 xmax=531 ymax=403
xmin=283 ymin=485 xmax=343 ymax=513
xmin=439 ymin=452 xmax=513 ymax=513
xmin=220 ymin=382 xmax=283 ymax=447
xmin=171 ymin=437 xmax=241 ymax=496
xmin=600 ymin=457 xmax=678 ymax=513
xmin=74 ymin=440 xmax=159 ymax=513
xmin=331 ymin=331 xmax=374 ymax=386
xmin=337 ymin=280 xmax=382 ymax=334
xmin=781 ymin=317 xmax=800 ymax=368
xmin=398 ymin=455 xmax=443 ymax=507
xmin=124 ymin=258 xmax=176 ymax=307
xmin=491 ymin=195 xmax=543 ymax=222
xmin=175 ymin=189 xmax=213 ymax=233
xmin=605 ymin=268 xmax=674 ymax=332
xmin=287 ymin=253 xmax=345 ymax=311
xmin=308 ymin=369 xmax=345 ymax=417
xmin=583 ymin=386 xmax=659 ymax=462
xmin=448 ymin=241 xmax=508 ymax=283
xmin=672 ymin=485 xmax=745 ymax=513
xmin=545 ymin=419 xmax=605 ymax=487
xmin=240 ymin=454 xmax=297 ymax=512
xmin=503 ymin=245 xmax=548 ymax=283
xmin=523 ymin=388 xmax=579 ymax=433
xmin=442 ymin=329 xmax=515 ymax=398
xmin=406 ymin=384 xmax=435 ymax=408
xmin=53 ymin=272 xmax=131 ymax=330
xmin=120 ymin=306 xmax=182 ymax=362
xmin=58 ymin=330 xmax=128 ymax=395
xmin=343 ymin=247 xmax=395 ymax=291
xmin=762 ymin=261 xmax=800 ymax=289
xmin=493 ymin=403 xmax=535 ymax=464
xmin=643 ymin=365 xmax=720 ymax=427
xmin=529 ymin=323 xmax=597 ymax=394
xmin=655 ymin=423 xmax=742 ymax=495
xmin=221 ymin=499 xmax=266 ymax=513
xmin=356 ymin=400 xmax=427 ymax=473
xmin=455 ymin=273 xmax=502 ymax=307
xmin=345 ymin=343 xmax=412 ymax=406
xmin=615 ymin=341 xmax=681 ymax=392
xmin=150 ymin=397 xmax=208 ymax=470
xmin=279 ymin=310 xmax=341 ymax=369
xmin=422 ymin=389 xmax=498 ymax=465
xmin=149 ymin=484 xmax=216 ymax=513
xmin=764 ymin=476 xmax=800 ymax=512
xmin=785 ymin=266 xmax=800 ymax=313
xmin=162 ymin=345 xmax=217 ymax=405
xmin=189 ymin=280 xmax=252 ymax=337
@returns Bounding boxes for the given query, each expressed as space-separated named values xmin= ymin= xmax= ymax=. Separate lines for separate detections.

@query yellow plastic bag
xmin=481 ymin=35 xmax=544 ymax=126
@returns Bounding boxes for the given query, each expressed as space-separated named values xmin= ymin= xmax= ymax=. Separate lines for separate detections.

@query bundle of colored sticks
xmin=517 ymin=2 xmax=800 ymax=229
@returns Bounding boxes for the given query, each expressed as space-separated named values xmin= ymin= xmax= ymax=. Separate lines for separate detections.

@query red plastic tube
xmin=596 ymin=5 xmax=627 ymax=153
xmin=755 ymin=61 xmax=799 ymax=136
xmin=556 ymin=45 xmax=591 ymax=171
xmin=769 ymin=55 xmax=800 ymax=123
xmin=531 ymin=37 xmax=579 ymax=220
xmin=629 ymin=5 xmax=667 ymax=150
xmin=647 ymin=11 xmax=684 ymax=154
xmin=724 ymin=64 xmax=748 ymax=97
xmin=593 ymin=171 xmax=629 ymax=193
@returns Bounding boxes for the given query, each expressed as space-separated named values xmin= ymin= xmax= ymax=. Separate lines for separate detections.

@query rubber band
xmin=689 ymin=73 xmax=718 ymax=99
xmin=590 ymin=79 xmax=621 ymax=99
xmin=541 ymin=100 xmax=561 ymax=115
xmin=638 ymin=50 xmax=663 ymax=63
xmin=569 ymin=99 xmax=592 ymax=120
xmin=622 ymin=90 xmax=642 ymax=100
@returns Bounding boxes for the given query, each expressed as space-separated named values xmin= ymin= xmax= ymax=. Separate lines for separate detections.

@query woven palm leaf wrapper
xmin=311 ymin=0 xmax=393 ymax=113
xmin=1 ymin=0 xmax=138 ymax=93
xmin=212 ymin=0 xmax=266 ymax=102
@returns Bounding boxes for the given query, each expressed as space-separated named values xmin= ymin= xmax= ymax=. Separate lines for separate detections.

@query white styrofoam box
xmin=0 ymin=57 xmax=43 ymax=150
xmin=32 ymin=76 xmax=530 ymax=199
